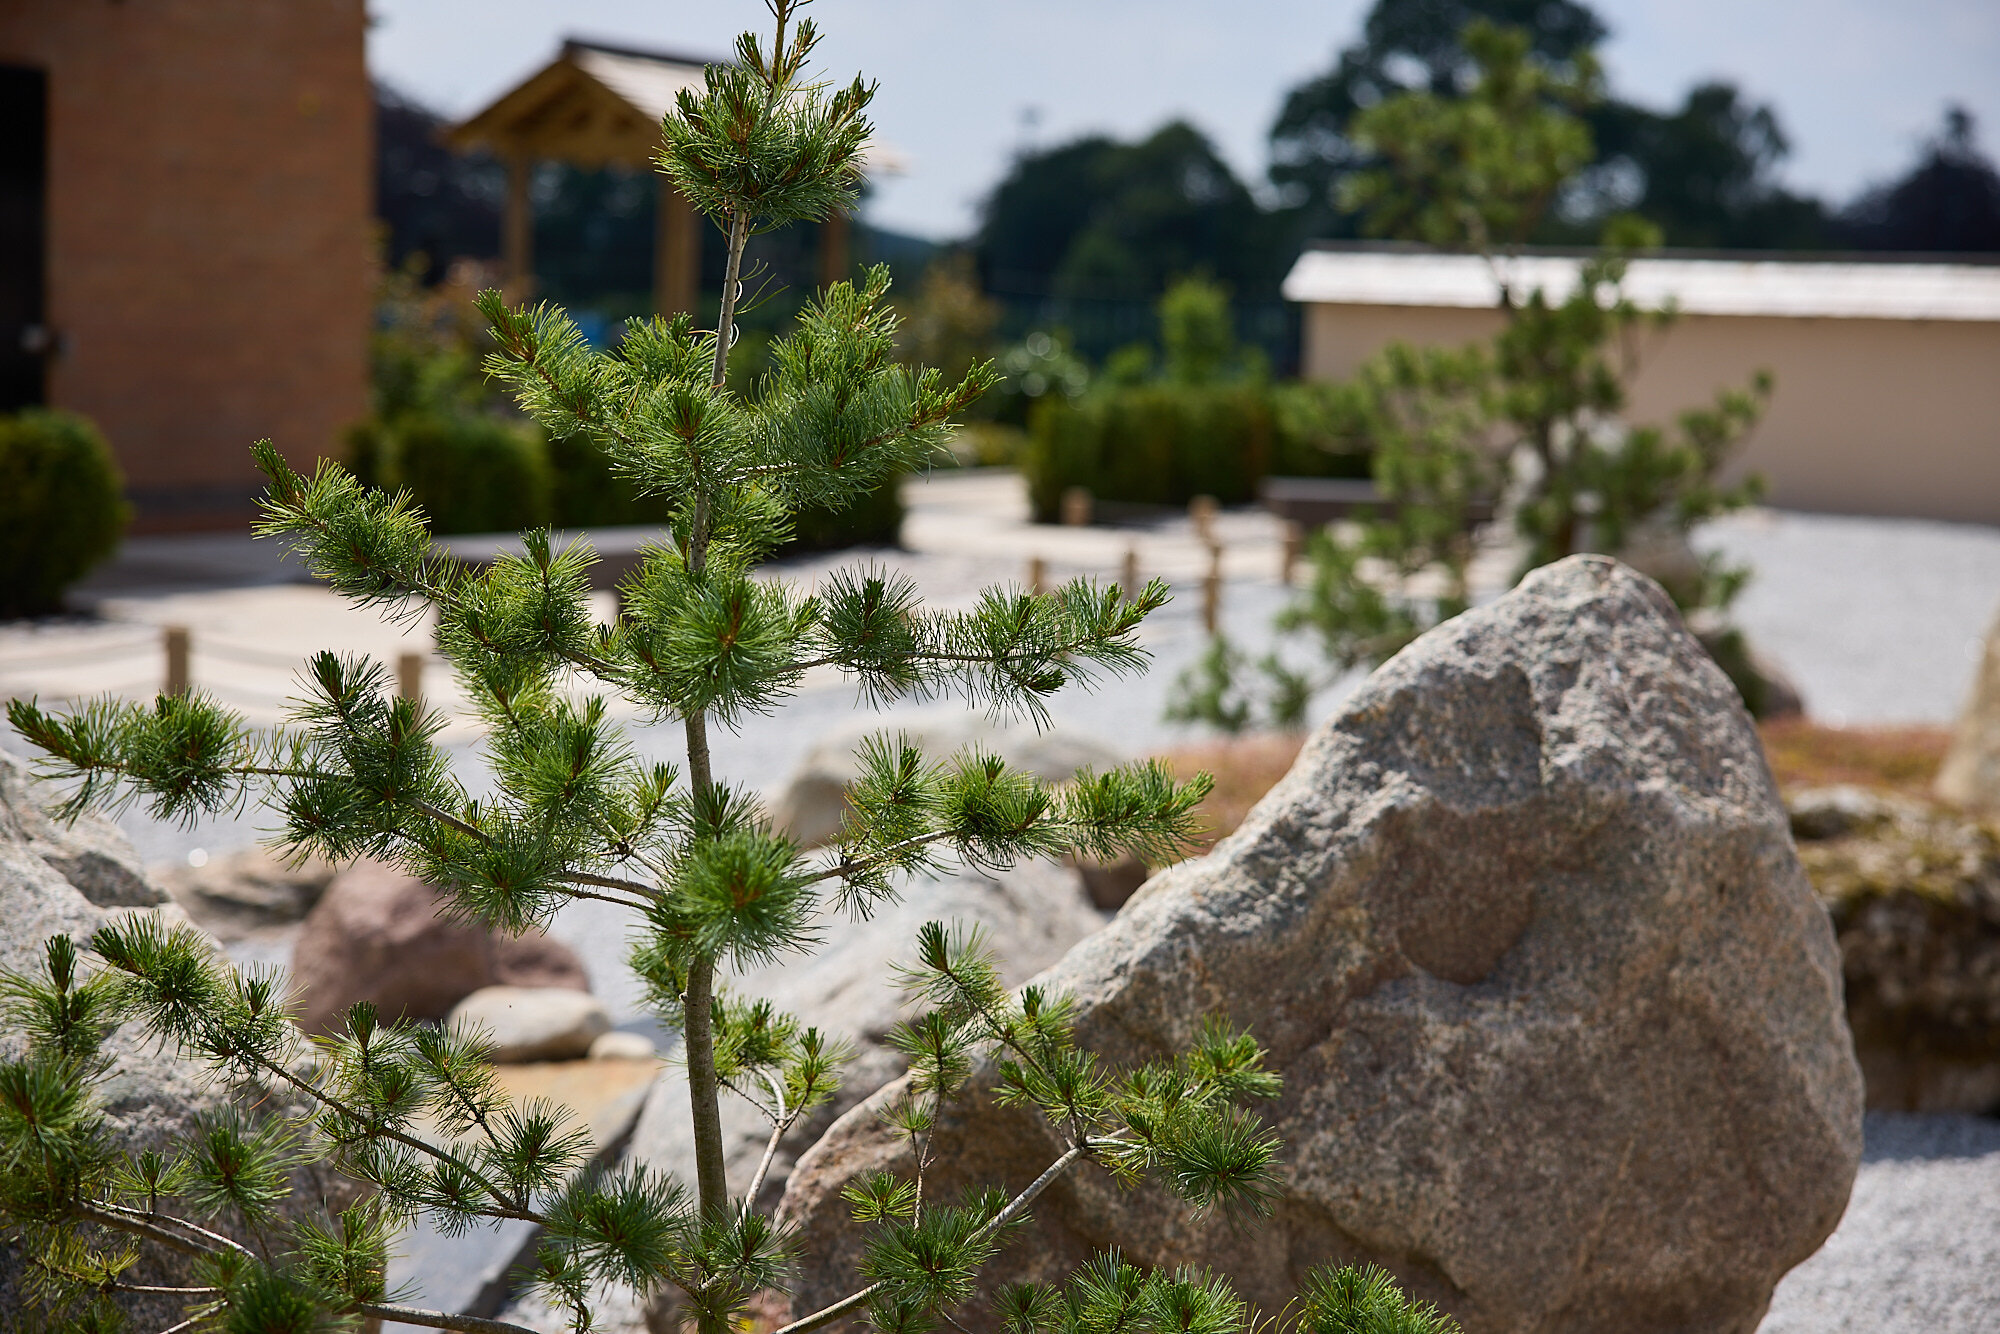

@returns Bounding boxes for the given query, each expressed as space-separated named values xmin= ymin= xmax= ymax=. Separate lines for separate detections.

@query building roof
xmin=562 ymin=40 xmax=709 ymax=123
xmin=448 ymin=37 xmax=906 ymax=174
xmin=1281 ymin=245 xmax=2000 ymax=322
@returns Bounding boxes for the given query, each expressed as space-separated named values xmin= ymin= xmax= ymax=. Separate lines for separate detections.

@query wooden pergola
xmin=448 ymin=38 xmax=894 ymax=317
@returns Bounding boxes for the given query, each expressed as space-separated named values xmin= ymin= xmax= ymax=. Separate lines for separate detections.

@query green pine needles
xmin=0 ymin=5 xmax=1454 ymax=1333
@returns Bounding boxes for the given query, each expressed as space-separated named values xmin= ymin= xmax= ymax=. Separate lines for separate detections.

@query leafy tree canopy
xmin=1839 ymin=105 xmax=2000 ymax=252
xmin=1268 ymin=0 xmax=1605 ymax=229
xmin=1269 ymin=0 xmax=1833 ymax=250
xmin=974 ymin=123 xmax=1280 ymax=302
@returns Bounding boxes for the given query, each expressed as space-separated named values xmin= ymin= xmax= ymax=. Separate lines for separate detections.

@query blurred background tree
xmin=355 ymin=0 xmax=1998 ymax=548
xmin=1839 ymin=105 xmax=2000 ymax=251
xmin=1169 ymin=20 xmax=1777 ymax=734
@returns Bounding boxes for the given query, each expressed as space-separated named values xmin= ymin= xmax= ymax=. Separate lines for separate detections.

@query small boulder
xmin=589 ymin=1030 xmax=657 ymax=1061
xmin=779 ymin=556 xmax=1862 ymax=1334
xmin=450 ymin=986 xmax=613 ymax=1063
xmin=289 ymin=860 xmax=589 ymax=1035
xmin=0 ymin=754 xmax=167 ymax=910
xmin=1939 ymin=608 xmax=2000 ymax=811
xmin=156 ymin=845 xmax=337 ymax=936
xmin=771 ymin=708 xmax=1126 ymax=848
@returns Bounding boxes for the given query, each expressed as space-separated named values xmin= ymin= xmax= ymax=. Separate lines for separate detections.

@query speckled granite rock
xmin=0 ymin=751 xmax=355 ymax=1327
xmin=779 ymin=555 xmax=1863 ymax=1334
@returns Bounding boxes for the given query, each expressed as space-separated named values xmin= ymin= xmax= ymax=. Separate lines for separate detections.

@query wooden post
xmin=818 ymin=209 xmax=852 ymax=291
xmin=1121 ymin=546 xmax=1140 ymax=601
xmin=503 ymin=153 xmax=535 ymax=298
xmin=1028 ymin=555 xmax=1046 ymax=596
xmin=1060 ymin=486 xmax=1093 ymax=527
xmin=1189 ymin=494 xmax=1218 ymax=545
xmin=1281 ymin=521 xmax=1303 ymax=586
xmin=397 ymin=652 xmax=424 ymax=706
xmin=1203 ymin=543 xmax=1222 ymax=636
xmin=162 ymin=625 xmax=190 ymax=696
xmin=656 ymin=179 xmax=701 ymax=316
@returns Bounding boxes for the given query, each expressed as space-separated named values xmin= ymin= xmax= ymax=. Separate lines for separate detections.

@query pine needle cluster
xmin=0 ymin=4 xmax=1454 ymax=1332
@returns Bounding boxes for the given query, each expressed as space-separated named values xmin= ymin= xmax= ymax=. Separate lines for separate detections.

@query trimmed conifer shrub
xmin=0 ymin=408 xmax=129 ymax=618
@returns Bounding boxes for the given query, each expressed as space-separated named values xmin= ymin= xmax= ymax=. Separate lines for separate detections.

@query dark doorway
xmin=0 ymin=65 xmax=48 ymax=411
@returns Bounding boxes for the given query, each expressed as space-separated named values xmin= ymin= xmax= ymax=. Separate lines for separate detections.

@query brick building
xmin=0 ymin=0 xmax=371 ymax=531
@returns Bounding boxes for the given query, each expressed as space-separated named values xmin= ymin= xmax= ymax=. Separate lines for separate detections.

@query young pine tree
xmin=1169 ymin=20 xmax=1769 ymax=734
xmin=0 ymin=5 xmax=1456 ymax=1332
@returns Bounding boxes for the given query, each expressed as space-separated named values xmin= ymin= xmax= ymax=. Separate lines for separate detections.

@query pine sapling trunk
xmin=683 ymin=207 xmax=754 ymax=1249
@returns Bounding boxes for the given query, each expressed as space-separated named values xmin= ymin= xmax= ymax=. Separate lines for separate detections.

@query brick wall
xmin=0 ymin=0 xmax=371 ymax=532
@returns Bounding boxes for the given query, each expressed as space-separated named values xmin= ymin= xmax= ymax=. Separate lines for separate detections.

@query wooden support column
xmin=503 ymin=153 xmax=535 ymax=298
xmin=817 ymin=208 xmax=851 ymax=291
xmin=656 ymin=178 xmax=701 ymax=316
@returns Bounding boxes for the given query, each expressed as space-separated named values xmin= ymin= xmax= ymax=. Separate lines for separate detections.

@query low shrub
xmin=0 ymin=408 xmax=129 ymax=618
xmin=1270 ymin=380 xmax=1375 ymax=479
xmin=1023 ymin=383 xmax=1276 ymax=520
xmin=785 ymin=469 xmax=905 ymax=550
xmin=546 ymin=429 xmax=675 ymax=528
xmin=380 ymin=412 xmax=552 ymax=534
xmin=1023 ymin=381 xmax=1376 ymax=522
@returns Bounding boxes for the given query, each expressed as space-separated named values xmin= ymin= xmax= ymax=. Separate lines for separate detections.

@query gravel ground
xmin=1698 ymin=508 xmax=2000 ymax=726
xmin=1760 ymin=1114 xmax=2000 ymax=1333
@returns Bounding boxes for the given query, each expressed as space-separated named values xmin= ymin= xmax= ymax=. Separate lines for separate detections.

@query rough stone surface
xmin=155 ymin=844 xmax=337 ymax=936
xmin=1790 ymin=785 xmax=2000 ymax=1113
xmin=0 ymin=757 xmax=169 ymax=911
xmin=630 ymin=858 xmax=1104 ymax=1242
xmin=770 ymin=707 xmax=1127 ymax=847
xmin=450 ymin=985 xmax=614 ymax=1063
xmin=289 ymin=860 xmax=589 ymax=1035
xmin=1938 ymin=609 xmax=2000 ymax=810
xmin=0 ymin=752 xmax=356 ymax=1326
xmin=779 ymin=555 xmax=1863 ymax=1334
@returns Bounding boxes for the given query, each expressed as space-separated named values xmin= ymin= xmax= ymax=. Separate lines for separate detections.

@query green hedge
xmin=374 ymin=413 xmax=553 ymax=535
xmin=1022 ymin=382 xmax=1368 ymax=522
xmin=0 ymin=410 xmax=129 ymax=618
xmin=786 ymin=475 xmax=905 ymax=552
xmin=351 ymin=411 xmax=902 ymax=549
xmin=1022 ymin=385 xmax=1274 ymax=521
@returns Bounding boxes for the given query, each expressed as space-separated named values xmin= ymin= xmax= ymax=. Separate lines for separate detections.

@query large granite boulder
xmin=0 ymin=752 xmax=355 ymax=1325
xmin=1939 ymin=608 xmax=2000 ymax=811
xmin=289 ymin=859 xmax=590 ymax=1034
xmin=629 ymin=859 xmax=1105 ymax=1223
xmin=779 ymin=556 xmax=1863 ymax=1334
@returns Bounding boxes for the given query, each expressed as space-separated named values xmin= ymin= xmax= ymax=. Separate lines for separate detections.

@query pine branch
xmin=74 ymin=1203 xmax=246 ymax=1262
xmin=741 ymin=1070 xmax=793 ymax=1211
xmin=774 ymin=1141 xmax=1094 ymax=1334
xmin=244 ymin=1049 xmax=543 ymax=1225
xmin=353 ymin=1303 xmax=545 ymax=1334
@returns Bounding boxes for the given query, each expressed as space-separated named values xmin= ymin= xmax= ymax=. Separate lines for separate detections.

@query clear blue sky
xmin=367 ymin=0 xmax=2000 ymax=241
